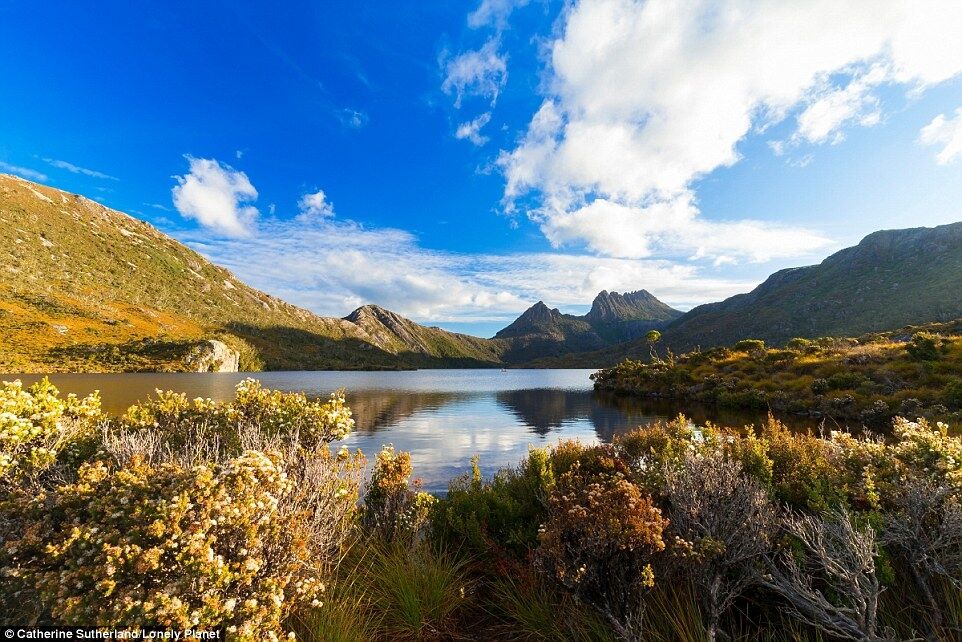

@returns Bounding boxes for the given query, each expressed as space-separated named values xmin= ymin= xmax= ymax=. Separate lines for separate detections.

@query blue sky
xmin=2 ymin=0 xmax=962 ymax=337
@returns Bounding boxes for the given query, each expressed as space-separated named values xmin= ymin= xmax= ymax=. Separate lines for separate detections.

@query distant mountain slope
xmin=662 ymin=223 xmax=962 ymax=350
xmin=0 ymin=174 xmax=503 ymax=372
xmin=496 ymin=290 xmax=681 ymax=362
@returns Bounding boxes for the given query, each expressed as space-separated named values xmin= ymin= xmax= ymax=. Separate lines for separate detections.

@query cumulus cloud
xmin=455 ymin=112 xmax=493 ymax=145
xmin=441 ymin=38 xmax=508 ymax=108
xmin=184 ymin=216 xmax=753 ymax=326
xmin=538 ymin=195 xmax=831 ymax=263
xmin=0 ymin=161 xmax=48 ymax=182
xmin=297 ymin=189 xmax=335 ymax=221
xmin=919 ymin=107 xmax=962 ymax=164
xmin=171 ymin=157 xmax=259 ymax=237
xmin=500 ymin=0 xmax=962 ymax=263
xmin=42 ymin=158 xmax=118 ymax=180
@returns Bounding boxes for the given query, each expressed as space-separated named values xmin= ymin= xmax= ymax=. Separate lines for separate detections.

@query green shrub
xmin=432 ymin=449 xmax=554 ymax=558
xmin=826 ymin=372 xmax=866 ymax=390
xmin=734 ymin=339 xmax=766 ymax=353
xmin=907 ymin=332 xmax=941 ymax=361
xmin=943 ymin=378 xmax=962 ymax=408
xmin=786 ymin=338 xmax=813 ymax=351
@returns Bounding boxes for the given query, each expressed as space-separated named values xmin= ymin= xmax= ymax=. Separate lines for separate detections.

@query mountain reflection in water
xmin=7 ymin=369 xmax=817 ymax=493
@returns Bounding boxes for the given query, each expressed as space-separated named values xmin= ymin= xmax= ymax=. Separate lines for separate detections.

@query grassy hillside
xmin=592 ymin=319 xmax=962 ymax=427
xmin=662 ymin=223 xmax=962 ymax=350
xmin=0 ymin=174 xmax=504 ymax=372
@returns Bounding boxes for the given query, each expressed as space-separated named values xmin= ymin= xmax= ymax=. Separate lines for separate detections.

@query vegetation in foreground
xmin=2 ymin=379 xmax=961 ymax=640
xmin=593 ymin=320 xmax=962 ymax=428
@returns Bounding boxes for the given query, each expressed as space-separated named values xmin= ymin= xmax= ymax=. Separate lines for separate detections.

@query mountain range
xmin=3 ymin=172 xmax=961 ymax=372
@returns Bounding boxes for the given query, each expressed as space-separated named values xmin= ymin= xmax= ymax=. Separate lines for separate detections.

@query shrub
xmin=0 ymin=378 xmax=364 ymax=638
xmin=119 ymin=378 xmax=354 ymax=451
xmin=761 ymin=510 xmax=887 ymax=641
xmin=616 ymin=416 xmax=720 ymax=490
xmin=2 ymin=447 xmax=362 ymax=639
xmin=433 ymin=448 xmax=554 ymax=558
xmin=826 ymin=372 xmax=866 ymax=390
xmin=943 ymin=378 xmax=962 ymax=409
xmin=907 ymin=332 xmax=940 ymax=361
xmin=738 ymin=419 xmax=846 ymax=512
xmin=733 ymin=339 xmax=765 ymax=353
xmin=537 ymin=461 xmax=668 ymax=639
xmin=786 ymin=338 xmax=813 ymax=351
xmin=662 ymin=451 xmax=775 ymax=641
xmin=0 ymin=378 xmax=101 ymax=485
xmin=888 ymin=417 xmax=962 ymax=488
xmin=363 ymin=446 xmax=435 ymax=544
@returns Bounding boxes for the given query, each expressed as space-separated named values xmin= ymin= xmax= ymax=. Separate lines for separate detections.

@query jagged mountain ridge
xmin=494 ymin=290 xmax=682 ymax=362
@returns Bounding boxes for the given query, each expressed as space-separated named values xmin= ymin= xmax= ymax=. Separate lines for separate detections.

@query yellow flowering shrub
xmin=2 ymin=446 xmax=362 ymax=639
xmin=363 ymin=446 xmax=436 ymax=543
xmin=888 ymin=417 xmax=961 ymax=487
xmin=120 ymin=378 xmax=354 ymax=449
xmin=0 ymin=378 xmax=100 ymax=484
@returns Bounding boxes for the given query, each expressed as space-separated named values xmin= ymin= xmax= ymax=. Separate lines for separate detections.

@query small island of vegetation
xmin=592 ymin=319 xmax=962 ymax=428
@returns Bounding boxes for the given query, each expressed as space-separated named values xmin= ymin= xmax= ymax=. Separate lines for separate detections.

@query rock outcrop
xmin=187 ymin=340 xmax=240 ymax=372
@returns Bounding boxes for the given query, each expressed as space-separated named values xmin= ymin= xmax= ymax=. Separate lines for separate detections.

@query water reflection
xmin=6 ymin=369 xmax=817 ymax=492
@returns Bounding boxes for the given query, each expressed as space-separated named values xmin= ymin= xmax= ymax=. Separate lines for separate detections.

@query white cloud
xmin=455 ymin=112 xmax=493 ymax=145
xmin=0 ymin=161 xmax=48 ymax=182
xmin=919 ymin=107 xmax=962 ymax=164
xmin=171 ymin=157 xmax=259 ymax=237
xmin=538 ymin=195 xmax=831 ymax=263
xmin=297 ymin=189 xmax=335 ymax=221
xmin=468 ymin=0 xmax=530 ymax=29
xmin=791 ymin=64 xmax=888 ymax=145
xmin=184 ymin=216 xmax=754 ymax=326
xmin=441 ymin=38 xmax=507 ymax=108
xmin=42 ymin=158 xmax=118 ymax=180
xmin=500 ymin=0 xmax=962 ymax=262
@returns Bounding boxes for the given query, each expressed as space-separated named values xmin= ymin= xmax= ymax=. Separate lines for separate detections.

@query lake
xmin=5 ymin=369 xmax=814 ymax=492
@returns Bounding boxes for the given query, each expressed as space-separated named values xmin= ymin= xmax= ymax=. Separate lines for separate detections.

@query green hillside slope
xmin=663 ymin=223 xmax=962 ymax=350
xmin=0 ymin=174 xmax=504 ymax=372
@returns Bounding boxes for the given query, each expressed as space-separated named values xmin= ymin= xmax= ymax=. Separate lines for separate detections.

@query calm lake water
xmin=6 ymin=369 xmax=814 ymax=492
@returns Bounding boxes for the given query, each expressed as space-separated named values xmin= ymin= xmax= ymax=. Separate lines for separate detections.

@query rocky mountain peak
xmin=586 ymin=289 xmax=679 ymax=323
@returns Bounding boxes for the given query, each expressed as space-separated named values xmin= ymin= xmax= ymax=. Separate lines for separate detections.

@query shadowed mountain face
xmin=661 ymin=222 xmax=962 ymax=350
xmin=495 ymin=291 xmax=682 ymax=362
